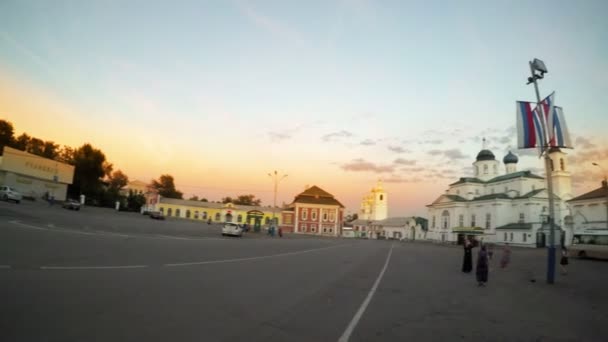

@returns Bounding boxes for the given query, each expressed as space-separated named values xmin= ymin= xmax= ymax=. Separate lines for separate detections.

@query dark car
xmin=62 ymin=199 xmax=81 ymax=211
xmin=150 ymin=211 xmax=165 ymax=220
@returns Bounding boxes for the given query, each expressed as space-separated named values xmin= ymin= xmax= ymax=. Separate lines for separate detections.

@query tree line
xmin=0 ymin=120 xmax=264 ymax=208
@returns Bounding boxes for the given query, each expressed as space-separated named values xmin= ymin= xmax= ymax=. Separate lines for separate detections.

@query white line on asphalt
xmin=40 ymin=265 xmax=149 ymax=270
xmin=10 ymin=221 xmax=128 ymax=238
xmin=164 ymin=243 xmax=352 ymax=267
xmin=0 ymin=265 xmax=11 ymax=269
xmin=338 ymin=243 xmax=394 ymax=342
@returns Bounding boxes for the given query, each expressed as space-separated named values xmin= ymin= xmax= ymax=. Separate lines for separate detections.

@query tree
xmin=26 ymin=137 xmax=45 ymax=156
xmin=0 ymin=120 xmax=14 ymax=154
xmin=200 ymin=198 xmax=208 ymax=202
xmin=108 ymin=170 xmax=129 ymax=193
xmin=151 ymin=174 xmax=183 ymax=199
xmin=233 ymin=194 xmax=262 ymax=206
xmin=13 ymin=133 xmax=30 ymax=151
xmin=69 ymin=143 xmax=108 ymax=198
xmin=56 ymin=145 xmax=75 ymax=164
xmin=221 ymin=196 xmax=234 ymax=204
xmin=42 ymin=141 xmax=59 ymax=159
xmin=127 ymin=190 xmax=146 ymax=212
xmin=188 ymin=195 xmax=199 ymax=201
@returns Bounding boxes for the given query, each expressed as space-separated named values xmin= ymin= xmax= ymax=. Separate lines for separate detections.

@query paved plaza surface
xmin=1 ymin=201 xmax=608 ymax=341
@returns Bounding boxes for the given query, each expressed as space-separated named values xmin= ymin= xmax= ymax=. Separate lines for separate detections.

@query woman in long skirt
xmin=476 ymin=245 xmax=489 ymax=286
xmin=560 ymin=247 xmax=569 ymax=275
xmin=462 ymin=239 xmax=473 ymax=273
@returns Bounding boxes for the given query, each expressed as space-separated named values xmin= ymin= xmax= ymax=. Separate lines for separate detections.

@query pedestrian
xmin=278 ymin=227 xmax=283 ymax=238
xmin=476 ymin=245 xmax=489 ymax=286
xmin=560 ymin=247 xmax=569 ymax=275
xmin=500 ymin=243 xmax=511 ymax=269
xmin=462 ymin=238 xmax=474 ymax=273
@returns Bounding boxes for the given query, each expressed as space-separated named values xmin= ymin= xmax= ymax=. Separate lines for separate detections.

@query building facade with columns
xmin=426 ymin=148 xmax=573 ymax=247
xmin=359 ymin=180 xmax=388 ymax=221
xmin=280 ymin=185 xmax=345 ymax=236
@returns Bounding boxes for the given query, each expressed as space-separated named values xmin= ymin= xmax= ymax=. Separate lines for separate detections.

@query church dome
xmin=503 ymin=151 xmax=519 ymax=164
xmin=476 ymin=149 xmax=495 ymax=161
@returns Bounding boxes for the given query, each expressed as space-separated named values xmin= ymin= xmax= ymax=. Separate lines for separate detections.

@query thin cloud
xmin=341 ymin=159 xmax=395 ymax=173
xmin=428 ymin=149 xmax=443 ymax=156
xmin=444 ymin=149 xmax=468 ymax=160
xmin=388 ymin=145 xmax=409 ymax=153
xmin=268 ymin=131 xmax=292 ymax=141
xmin=322 ymin=130 xmax=353 ymax=142
xmin=383 ymin=176 xmax=423 ymax=183
xmin=394 ymin=158 xmax=416 ymax=166
xmin=360 ymin=139 xmax=376 ymax=146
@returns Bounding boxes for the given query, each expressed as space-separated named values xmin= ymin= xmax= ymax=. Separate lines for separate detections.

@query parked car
xmin=222 ymin=222 xmax=243 ymax=237
xmin=62 ymin=199 xmax=81 ymax=210
xmin=150 ymin=211 xmax=165 ymax=220
xmin=0 ymin=186 xmax=22 ymax=203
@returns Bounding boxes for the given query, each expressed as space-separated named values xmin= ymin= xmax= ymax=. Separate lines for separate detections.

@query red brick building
xmin=280 ymin=186 xmax=345 ymax=237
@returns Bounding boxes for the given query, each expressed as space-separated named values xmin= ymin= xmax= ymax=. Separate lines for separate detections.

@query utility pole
xmin=268 ymin=170 xmax=288 ymax=229
xmin=527 ymin=58 xmax=557 ymax=284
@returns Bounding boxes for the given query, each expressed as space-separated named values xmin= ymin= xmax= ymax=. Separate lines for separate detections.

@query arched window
xmin=441 ymin=210 xmax=450 ymax=229
xmin=186 ymin=210 xmax=191 ymax=218
xmin=225 ymin=213 xmax=233 ymax=222
xmin=202 ymin=212 xmax=208 ymax=219
xmin=159 ymin=207 xmax=164 ymax=214
xmin=560 ymin=158 xmax=565 ymax=171
xmin=194 ymin=211 xmax=199 ymax=219
xmin=215 ymin=213 xmax=220 ymax=221
xmin=265 ymin=217 xmax=270 ymax=225
xmin=483 ymin=164 xmax=488 ymax=174
xmin=475 ymin=165 xmax=479 ymax=176
xmin=167 ymin=208 xmax=173 ymax=216
xmin=550 ymin=159 xmax=554 ymax=171
xmin=380 ymin=194 xmax=383 ymax=201
xmin=175 ymin=209 xmax=181 ymax=217
xmin=493 ymin=164 xmax=497 ymax=174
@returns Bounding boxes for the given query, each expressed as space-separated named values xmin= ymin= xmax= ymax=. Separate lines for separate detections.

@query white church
xmin=426 ymin=147 xmax=573 ymax=247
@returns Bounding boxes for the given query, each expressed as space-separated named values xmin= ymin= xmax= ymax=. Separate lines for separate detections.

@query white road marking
xmin=165 ymin=243 xmax=352 ymax=267
xmin=0 ymin=265 xmax=11 ymax=269
xmin=338 ymin=243 xmax=394 ymax=342
xmin=40 ymin=265 xmax=148 ymax=270
xmin=155 ymin=234 xmax=227 ymax=241
xmin=10 ymin=221 xmax=127 ymax=238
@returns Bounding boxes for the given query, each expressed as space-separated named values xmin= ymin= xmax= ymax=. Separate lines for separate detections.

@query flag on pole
xmin=540 ymin=92 xmax=556 ymax=146
xmin=550 ymin=106 xmax=573 ymax=148
xmin=516 ymin=101 xmax=537 ymax=148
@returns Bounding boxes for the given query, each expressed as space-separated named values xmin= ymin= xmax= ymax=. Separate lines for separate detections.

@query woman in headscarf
xmin=462 ymin=238 xmax=473 ymax=273
xmin=476 ymin=245 xmax=489 ymax=286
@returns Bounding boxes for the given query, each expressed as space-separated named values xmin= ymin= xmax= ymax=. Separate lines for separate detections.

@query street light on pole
xmin=592 ymin=162 xmax=608 ymax=230
xmin=527 ymin=58 xmax=557 ymax=284
xmin=268 ymin=170 xmax=288 ymax=231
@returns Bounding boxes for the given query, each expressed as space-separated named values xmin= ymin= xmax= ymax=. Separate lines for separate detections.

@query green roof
xmin=449 ymin=171 xmax=543 ymax=186
xmin=487 ymin=171 xmax=544 ymax=183
xmin=495 ymin=223 xmax=533 ymax=230
xmin=445 ymin=194 xmax=468 ymax=202
xmin=471 ymin=193 xmax=510 ymax=201
xmin=449 ymin=177 xmax=484 ymax=186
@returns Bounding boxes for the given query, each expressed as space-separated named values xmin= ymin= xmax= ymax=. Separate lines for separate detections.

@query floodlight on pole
xmin=268 ymin=170 xmax=288 ymax=230
xmin=527 ymin=58 xmax=557 ymax=284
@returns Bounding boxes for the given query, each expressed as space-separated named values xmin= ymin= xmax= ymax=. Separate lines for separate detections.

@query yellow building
xmin=153 ymin=197 xmax=281 ymax=227
xmin=0 ymin=147 xmax=74 ymax=200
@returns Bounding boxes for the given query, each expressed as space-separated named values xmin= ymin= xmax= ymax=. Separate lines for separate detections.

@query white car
xmin=222 ymin=223 xmax=243 ymax=237
xmin=0 ymin=186 xmax=22 ymax=204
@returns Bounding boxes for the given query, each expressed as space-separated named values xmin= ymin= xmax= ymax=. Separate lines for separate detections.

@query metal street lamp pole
xmin=528 ymin=58 xmax=557 ymax=284
xmin=268 ymin=170 xmax=288 ymax=230
xmin=592 ymin=163 xmax=608 ymax=230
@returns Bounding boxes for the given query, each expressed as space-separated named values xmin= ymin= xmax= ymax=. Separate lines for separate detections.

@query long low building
xmin=148 ymin=196 xmax=281 ymax=228
xmin=0 ymin=146 xmax=74 ymax=201
xmin=351 ymin=217 xmax=428 ymax=240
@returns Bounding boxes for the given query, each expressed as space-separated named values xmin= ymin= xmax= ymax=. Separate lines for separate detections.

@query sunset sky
xmin=1 ymin=0 xmax=607 ymax=216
